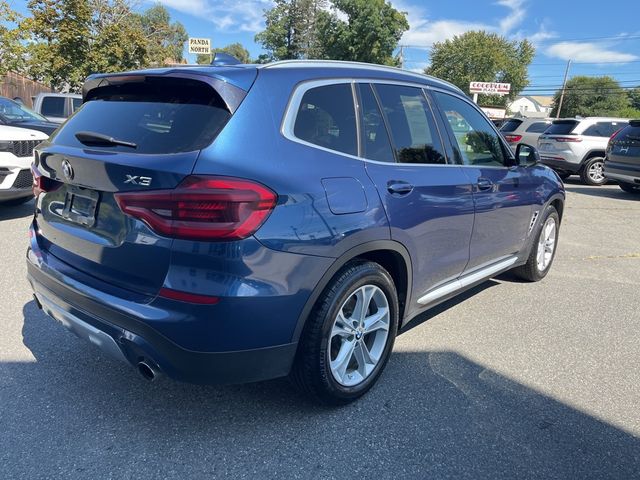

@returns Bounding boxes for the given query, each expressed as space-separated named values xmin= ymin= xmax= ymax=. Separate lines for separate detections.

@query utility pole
xmin=556 ymin=59 xmax=572 ymax=119
xmin=399 ymin=45 xmax=404 ymax=69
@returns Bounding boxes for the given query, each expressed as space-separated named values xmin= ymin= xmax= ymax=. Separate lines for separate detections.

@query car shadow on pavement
xmin=0 ymin=199 xmax=34 ymax=221
xmin=564 ymin=183 xmax=640 ymax=202
xmin=3 ymin=299 xmax=638 ymax=479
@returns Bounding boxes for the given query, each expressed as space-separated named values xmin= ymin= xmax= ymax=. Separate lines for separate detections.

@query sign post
xmin=188 ymin=38 xmax=212 ymax=63
xmin=469 ymin=82 xmax=511 ymax=103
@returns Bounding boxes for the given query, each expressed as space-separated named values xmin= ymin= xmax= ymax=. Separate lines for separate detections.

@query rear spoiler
xmin=82 ymin=69 xmax=255 ymax=113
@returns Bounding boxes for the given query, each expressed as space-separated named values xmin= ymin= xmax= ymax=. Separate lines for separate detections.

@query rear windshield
xmin=545 ymin=120 xmax=579 ymax=135
xmin=499 ymin=119 xmax=522 ymax=133
xmin=51 ymin=77 xmax=231 ymax=154
xmin=617 ymin=124 xmax=640 ymax=143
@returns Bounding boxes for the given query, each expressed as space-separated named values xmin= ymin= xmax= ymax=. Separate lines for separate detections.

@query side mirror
xmin=515 ymin=143 xmax=540 ymax=166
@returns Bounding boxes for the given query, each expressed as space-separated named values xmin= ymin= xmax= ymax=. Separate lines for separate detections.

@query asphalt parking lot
xmin=1 ymin=180 xmax=639 ymax=479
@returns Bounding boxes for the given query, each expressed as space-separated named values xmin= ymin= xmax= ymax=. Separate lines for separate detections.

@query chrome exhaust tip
xmin=137 ymin=361 xmax=159 ymax=382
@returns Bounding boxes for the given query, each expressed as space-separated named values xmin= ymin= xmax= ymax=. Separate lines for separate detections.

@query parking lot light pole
xmin=556 ymin=59 xmax=572 ymax=119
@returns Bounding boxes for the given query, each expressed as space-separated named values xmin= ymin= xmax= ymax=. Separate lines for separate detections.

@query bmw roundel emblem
xmin=61 ymin=160 xmax=74 ymax=181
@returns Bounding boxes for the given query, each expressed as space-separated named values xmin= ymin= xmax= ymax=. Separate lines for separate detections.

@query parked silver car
xmin=538 ymin=117 xmax=628 ymax=185
xmin=500 ymin=117 xmax=552 ymax=149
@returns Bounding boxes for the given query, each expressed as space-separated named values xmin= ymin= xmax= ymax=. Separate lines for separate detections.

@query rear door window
xmin=293 ymin=83 xmax=357 ymax=156
xmin=525 ymin=122 xmax=551 ymax=133
xmin=500 ymin=119 xmax=523 ymax=133
xmin=51 ymin=77 xmax=232 ymax=154
xmin=374 ymin=84 xmax=446 ymax=164
xmin=434 ymin=91 xmax=508 ymax=167
xmin=40 ymin=97 xmax=66 ymax=118
xmin=357 ymin=84 xmax=394 ymax=162
xmin=545 ymin=121 xmax=579 ymax=135
xmin=71 ymin=97 xmax=82 ymax=113
xmin=582 ymin=121 xmax=627 ymax=137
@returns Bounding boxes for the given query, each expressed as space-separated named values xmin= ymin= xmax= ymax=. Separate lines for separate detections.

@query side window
xmin=525 ymin=122 xmax=551 ymax=133
xmin=583 ymin=122 xmax=626 ymax=138
xmin=357 ymin=84 xmax=394 ymax=162
xmin=40 ymin=97 xmax=66 ymax=118
xmin=71 ymin=97 xmax=82 ymax=113
xmin=434 ymin=91 xmax=508 ymax=167
xmin=293 ymin=83 xmax=357 ymax=156
xmin=374 ymin=84 xmax=446 ymax=164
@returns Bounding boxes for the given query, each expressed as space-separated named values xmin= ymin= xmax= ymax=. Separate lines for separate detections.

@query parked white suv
xmin=538 ymin=117 xmax=628 ymax=185
xmin=0 ymin=125 xmax=47 ymax=205
xmin=500 ymin=117 xmax=552 ymax=149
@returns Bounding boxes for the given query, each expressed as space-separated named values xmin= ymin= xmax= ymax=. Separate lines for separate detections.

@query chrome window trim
xmin=282 ymin=78 xmax=471 ymax=168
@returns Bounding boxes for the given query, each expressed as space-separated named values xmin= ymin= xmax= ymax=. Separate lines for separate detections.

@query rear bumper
xmin=540 ymin=155 xmax=581 ymax=173
xmin=604 ymin=161 xmax=640 ymax=185
xmin=28 ymin=260 xmax=298 ymax=384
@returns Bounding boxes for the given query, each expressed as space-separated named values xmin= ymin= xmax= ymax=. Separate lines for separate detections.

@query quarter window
xmin=293 ymin=83 xmax=357 ymax=156
xmin=374 ymin=84 xmax=446 ymax=164
xmin=434 ymin=92 xmax=508 ymax=167
xmin=357 ymin=84 xmax=394 ymax=162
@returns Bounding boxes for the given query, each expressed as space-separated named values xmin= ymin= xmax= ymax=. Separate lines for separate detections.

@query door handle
xmin=387 ymin=181 xmax=414 ymax=196
xmin=477 ymin=178 xmax=494 ymax=191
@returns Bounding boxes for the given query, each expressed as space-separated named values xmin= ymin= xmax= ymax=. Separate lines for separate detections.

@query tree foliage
xmin=255 ymin=0 xmax=328 ymax=61
xmin=551 ymin=76 xmax=630 ymax=118
xmin=255 ymin=0 xmax=408 ymax=65
xmin=426 ymin=31 xmax=534 ymax=105
xmin=0 ymin=1 xmax=26 ymax=78
xmin=197 ymin=43 xmax=252 ymax=65
xmin=138 ymin=4 xmax=187 ymax=65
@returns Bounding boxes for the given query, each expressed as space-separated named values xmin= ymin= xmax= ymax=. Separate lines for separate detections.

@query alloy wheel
xmin=328 ymin=284 xmax=390 ymax=387
xmin=536 ymin=216 xmax=557 ymax=272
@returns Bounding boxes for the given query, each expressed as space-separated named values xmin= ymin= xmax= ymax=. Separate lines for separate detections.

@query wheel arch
xmin=291 ymin=240 xmax=413 ymax=343
xmin=580 ymin=149 xmax=606 ymax=168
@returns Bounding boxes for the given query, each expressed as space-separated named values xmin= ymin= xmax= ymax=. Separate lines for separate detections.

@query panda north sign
xmin=469 ymin=82 xmax=511 ymax=96
xmin=188 ymin=38 xmax=211 ymax=54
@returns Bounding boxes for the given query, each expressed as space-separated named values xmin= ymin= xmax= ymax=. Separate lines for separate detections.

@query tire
xmin=619 ymin=182 xmax=640 ymax=194
xmin=580 ymin=157 xmax=607 ymax=186
xmin=291 ymin=261 xmax=399 ymax=405
xmin=512 ymin=205 xmax=560 ymax=282
xmin=1 ymin=195 xmax=33 ymax=206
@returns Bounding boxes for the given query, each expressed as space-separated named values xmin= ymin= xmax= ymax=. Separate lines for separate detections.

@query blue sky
xmin=9 ymin=0 xmax=640 ymax=95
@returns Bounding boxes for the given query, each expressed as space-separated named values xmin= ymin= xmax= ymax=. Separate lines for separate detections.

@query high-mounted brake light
xmin=609 ymin=128 xmax=624 ymax=141
xmin=114 ymin=176 xmax=277 ymax=241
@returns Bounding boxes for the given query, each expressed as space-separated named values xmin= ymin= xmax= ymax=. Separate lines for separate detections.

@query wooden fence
xmin=0 ymin=72 xmax=53 ymax=108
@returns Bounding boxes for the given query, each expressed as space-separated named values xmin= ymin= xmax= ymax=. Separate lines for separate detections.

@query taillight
xmin=114 ymin=176 xmax=277 ymax=241
xmin=504 ymin=134 xmax=522 ymax=143
xmin=31 ymin=165 xmax=62 ymax=197
xmin=553 ymin=136 xmax=583 ymax=143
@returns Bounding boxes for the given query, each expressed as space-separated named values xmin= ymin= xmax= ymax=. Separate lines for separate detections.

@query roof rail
xmin=262 ymin=59 xmax=463 ymax=93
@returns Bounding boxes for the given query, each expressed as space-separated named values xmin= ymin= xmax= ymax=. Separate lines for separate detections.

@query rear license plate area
xmin=62 ymin=186 xmax=100 ymax=227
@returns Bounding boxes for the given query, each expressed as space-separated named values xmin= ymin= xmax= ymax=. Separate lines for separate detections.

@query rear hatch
xmin=607 ymin=120 xmax=640 ymax=168
xmin=33 ymin=73 xmax=248 ymax=296
xmin=538 ymin=120 xmax=580 ymax=153
xmin=499 ymin=118 xmax=523 ymax=144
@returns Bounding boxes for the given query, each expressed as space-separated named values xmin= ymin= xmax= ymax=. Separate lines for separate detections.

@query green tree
xmin=426 ymin=31 xmax=534 ymax=106
xmin=255 ymin=0 xmax=328 ymax=61
xmin=551 ymin=76 xmax=629 ymax=117
xmin=315 ymin=0 xmax=408 ymax=66
xmin=0 ymin=1 xmax=25 ymax=77
xmin=139 ymin=4 xmax=188 ymax=65
xmin=197 ymin=42 xmax=252 ymax=65
xmin=627 ymin=87 xmax=640 ymax=111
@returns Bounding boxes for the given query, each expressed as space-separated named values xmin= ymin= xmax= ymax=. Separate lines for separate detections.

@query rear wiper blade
xmin=75 ymin=130 xmax=137 ymax=149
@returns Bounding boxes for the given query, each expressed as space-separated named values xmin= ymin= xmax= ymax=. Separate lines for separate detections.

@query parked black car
xmin=604 ymin=119 xmax=640 ymax=194
xmin=0 ymin=97 xmax=59 ymax=136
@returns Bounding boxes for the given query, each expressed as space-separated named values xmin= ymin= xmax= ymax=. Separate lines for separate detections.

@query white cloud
xmin=153 ymin=0 xmax=272 ymax=32
xmin=546 ymin=41 xmax=639 ymax=63
xmin=495 ymin=0 xmax=527 ymax=34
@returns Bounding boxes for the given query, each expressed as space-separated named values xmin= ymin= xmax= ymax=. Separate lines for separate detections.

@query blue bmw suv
xmin=27 ymin=61 xmax=565 ymax=404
